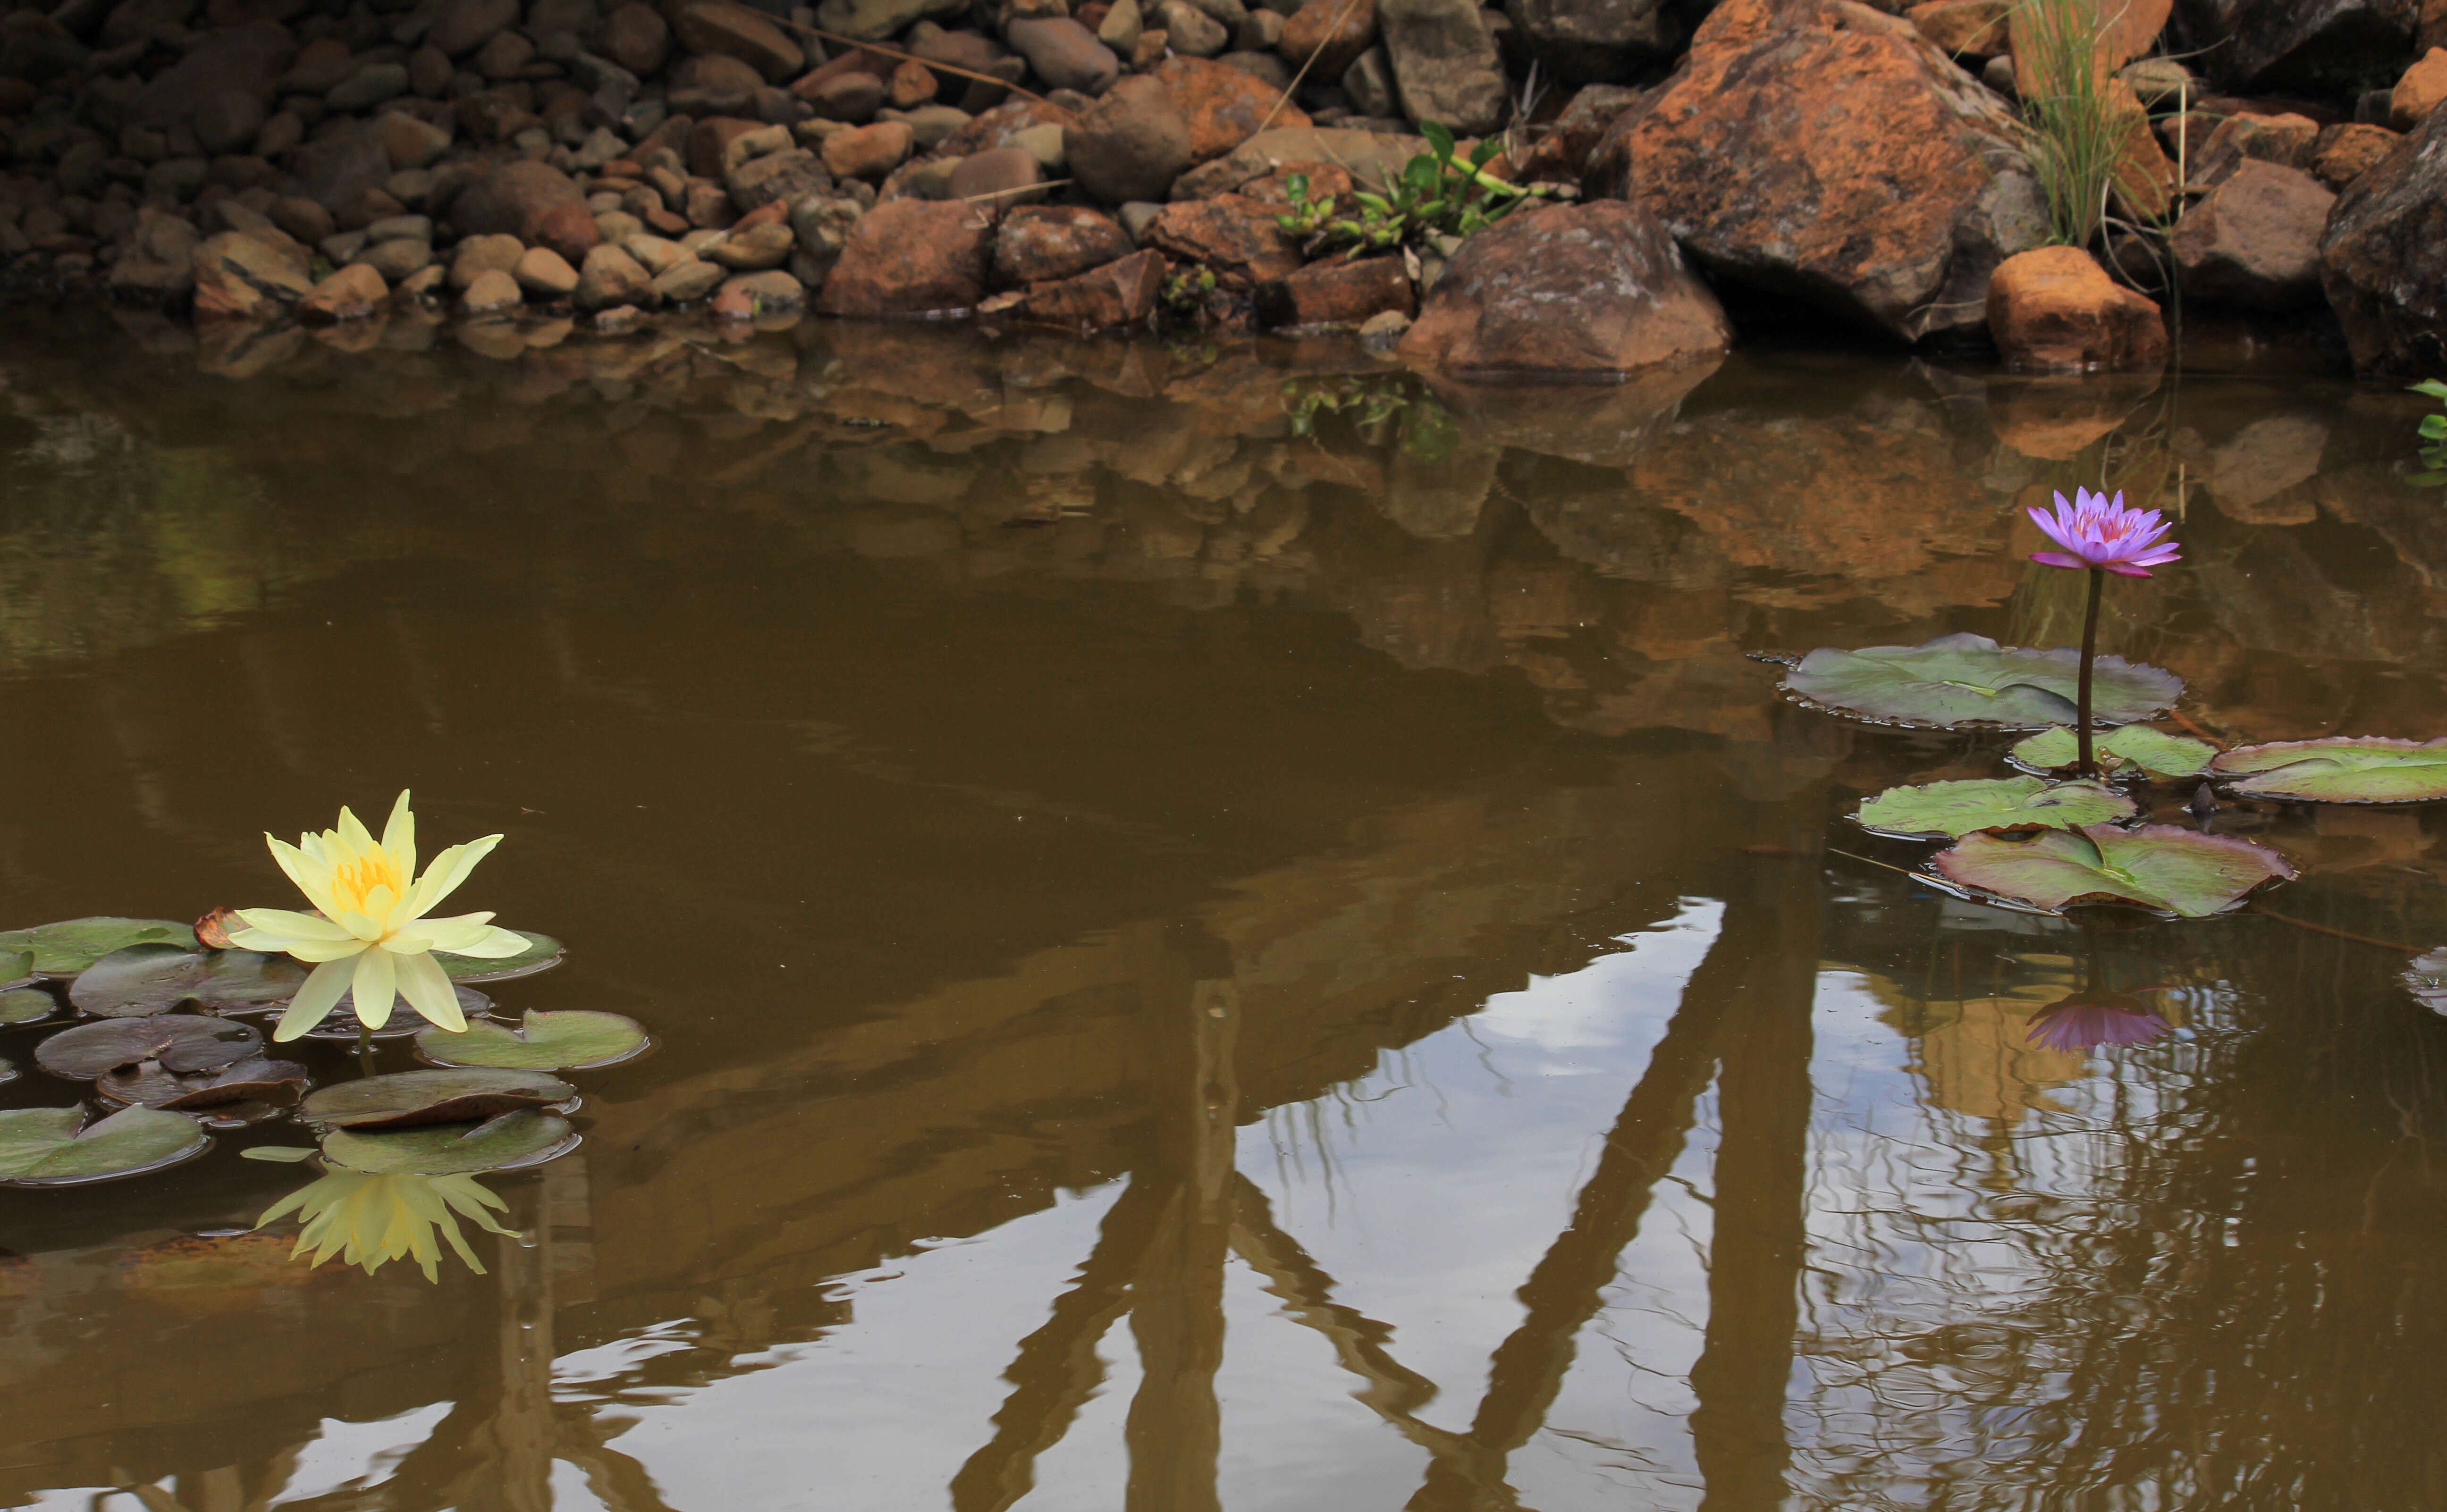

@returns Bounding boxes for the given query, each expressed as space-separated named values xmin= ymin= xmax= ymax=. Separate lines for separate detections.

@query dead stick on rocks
xmin=1255 ymin=0 xmax=1367 ymax=134
xmin=766 ymin=16 xmax=1056 ymax=106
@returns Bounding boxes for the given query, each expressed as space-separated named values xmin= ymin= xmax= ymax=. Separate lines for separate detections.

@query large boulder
xmin=818 ymin=197 xmax=996 ymax=316
xmin=1170 ymin=124 xmax=1428 ymax=199
xmin=2320 ymin=103 xmax=2447 ymax=375
xmin=1006 ymin=247 xmax=1168 ymax=328
xmin=993 ymin=205 xmax=1134 ymax=285
xmin=2170 ymin=158 xmax=2333 ymax=309
xmin=1156 ymin=56 xmax=1309 ymax=162
xmin=2170 ymin=0 xmax=2416 ymax=93
xmin=448 ymin=160 xmax=588 ymax=241
xmin=1067 ymin=75 xmax=1194 ymax=202
xmin=1005 ymin=17 xmax=1120 ymax=93
xmin=1254 ymin=255 xmax=1415 ymax=328
xmin=127 ymin=21 xmax=294 ymax=128
xmin=1985 ymin=245 xmax=2167 ymax=371
xmin=190 ymin=230 xmax=313 ymax=318
xmin=1588 ymin=0 xmax=2046 ymax=344
xmin=1378 ymin=0 xmax=1508 ymax=133
xmin=1279 ymin=0 xmax=1378 ymax=79
xmin=1503 ymin=0 xmax=1678 ymax=81
xmin=1139 ymin=194 xmax=1303 ymax=284
xmin=1396 ymin=200 xmax=1730 ymax=379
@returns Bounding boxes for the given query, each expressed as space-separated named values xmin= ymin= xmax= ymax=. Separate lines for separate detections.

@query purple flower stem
xmin=2076 ymin=565 xmax=2103 ymax=776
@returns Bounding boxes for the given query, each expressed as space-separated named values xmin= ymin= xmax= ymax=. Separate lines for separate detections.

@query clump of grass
xmin=2015 ymin=0 xmax=2125 ymax=247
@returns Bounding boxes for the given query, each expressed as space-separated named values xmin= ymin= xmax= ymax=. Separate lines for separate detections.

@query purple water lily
xmin=2026 ymin=990 xmax=2171 ymax=1054
xmin=2028 ymin=487 xmax=2182 ymax=578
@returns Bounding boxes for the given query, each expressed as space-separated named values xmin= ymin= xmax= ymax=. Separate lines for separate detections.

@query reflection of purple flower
xmin=2026 ymin=990 xmax=2171 ymax=1052
xmin=2027 ymin=488 xmax=2182 ymax=578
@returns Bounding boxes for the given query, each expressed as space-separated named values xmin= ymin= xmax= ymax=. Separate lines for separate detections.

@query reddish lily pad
xmin=34 ymin=1014 xmax=264 ymax=1079
xmin=2407 ymin=949 xmax=2447 ymax=1015
xmin=300 ymin=1068 xmax=576 ymax=1131
xmin=0 ymin=1105 xmax=210 ymax=1186
xmin=68 ymin=944 xmax=308 ymax=1018
xmin=193 ymin=907 xmax=243 ymax=950
xmin=1782 ymin=633 xmax=2183 ymax=731
xmin=2010 ymin=725 xmax=2218 ymax=779
xmin=1930 ymin=823 xmax=2295 ymax=917
xmin=0 ymin=917 xmax=198 ymax=975
xmin=97 ymin=1056 xmax=310 ymax=1112
xmin=417 ymin=1009 xmax=648 ymax=1071
xmin=321 ymin=1108 xmax=578 ymax=1175
xmin=1856 ymin=777 xmax=2136 ymax=840
xmin=2209 ymin=737 xmax=2447 ymax=804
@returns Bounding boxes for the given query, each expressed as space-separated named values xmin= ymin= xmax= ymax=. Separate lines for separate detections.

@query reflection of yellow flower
xmin=257 ymin=1169 xmax=516 ymax=1281
xmin=230 ymin=790 xmax=529 ymax=1041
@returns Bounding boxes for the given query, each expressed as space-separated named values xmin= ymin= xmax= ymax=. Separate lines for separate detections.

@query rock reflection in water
xmin=0 ymin=319 xmax=2444 ymax=1510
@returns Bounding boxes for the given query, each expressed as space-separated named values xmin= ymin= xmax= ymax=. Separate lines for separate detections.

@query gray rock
xmin=1377 ymin=0 xmax=1506 ymax=133
xmin=105 ymin=205 xmax=198 ymax=302
xmin=367 ymin=214 xmax=435 ymax=243
xmin=2172 ymin=0 xmax=2416 ymax=94
xmin=1503 ymin=0 xmax=1678 ymax=82
xmin=2172 ymin=158 xmax=2335 ymax=308
xmin=328 ymin=64 xmax=412 ymax=112
xmin=358 ymin=236 xmax=436 ymax=281
xmin=814 ymin=0 xmax=968 ymax=42
xmin=1342 ymin=46 xmax=1399 ymax=118
xmin=652 ymin=256 xmax=725 ymax=299
xmin=1005 ymin=17 xmax=1122 ymax=92
xmin=1157 ymin=0 xmax=1231 ymax=53
xmin=576 ymin=242 xmax=656 ymax=308
xmin=2321 ymin=100 xmax=2447 ymax=375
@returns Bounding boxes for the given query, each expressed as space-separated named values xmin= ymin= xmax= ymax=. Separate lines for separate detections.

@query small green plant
xmin=1274 ymin=121 xmax=1561 ymax=259
xmin=1279 ymin=375 xmax=1461 ymax=464
xmin=2411 ymin=379 xmax=2447 ymax=486
xmin=1161 ymin=264 xmax=1217 ymax=317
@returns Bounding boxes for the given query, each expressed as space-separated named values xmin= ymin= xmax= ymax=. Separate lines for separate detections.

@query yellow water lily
xmin=258 ymin=1168 xmax=516 ymax=1281
xmin=231 ymin=790 xmax=530 ymax=1042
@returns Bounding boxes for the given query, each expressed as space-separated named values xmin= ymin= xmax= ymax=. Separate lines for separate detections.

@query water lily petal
xmin=352 ymin=948 xmax=398 ymax=1030
xmin=335 ymin=909 xmax=388 ymax=943
xmin=438 ymin=922 xmax=535 ymax=959
xmin=396 ymin=949 xmax=466 ymax=1033
xmin=233 ymin=907 xmax=355 ymax=943
xmin=380 ymin=790 xmax=416 ymax=888
xmin=2107 ymin=562 xmax=2156 ymax=577
xmin=392 ymin=912 xmax=499 ymax=953
xmin=273 ymin=956 xmax=356 ymax=1041
xmin=405 ymin=835 xmax=503 ymax=921
xmin=335 ymin=804 xmax=377 ymax=858
xmin=262 ymin=935 xmax=372 ymax=965
xmin=267 ymin=836 xmax=341 ymax=917
xmin=2031 ymin=551 xmax=2089 ymax=571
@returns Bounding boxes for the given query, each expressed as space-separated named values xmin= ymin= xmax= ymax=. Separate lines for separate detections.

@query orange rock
xmin=1906 ymin=0 xmax=2008 ymax=54
xmin=2106 ymin=77 xmax=2177 ymax=220
xmin=2311 ymin=122 xmax=2401 ymax=188
xmin=1138 ymin=194 xmax=1303 ymax=285
xmin=1253 ymin=254 xmax=1414 ymax=328
xmin=1278 ymin=0 xmax=1376 ymax=78
xmin=2391 ymin=47 xmax=2447 ymax=130
xmin=1985 ymin=245 xmax=2167 ymax=372
xmin=1154 ymin=56 xmax=1309 ymax=163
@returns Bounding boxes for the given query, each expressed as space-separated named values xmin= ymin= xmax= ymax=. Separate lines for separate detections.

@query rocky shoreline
xmin=0 ymin=0 xmax=2443 ymax=379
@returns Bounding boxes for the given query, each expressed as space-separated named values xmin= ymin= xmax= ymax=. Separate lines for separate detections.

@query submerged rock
xmin=1588 ymin=0 xmax=2046 ymax=344
xmin=1396 ymin=200 xmax=1730 ymax=379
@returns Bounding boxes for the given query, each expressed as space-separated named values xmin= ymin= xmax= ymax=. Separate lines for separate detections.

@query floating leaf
xmin=0 ymin=987 xmax=58 ymax=1025
xmin=1781 ymin=632 xmax=2182 ymax=731
xmin=291 ymin=983 xmax=493 ymax=1041
xmin=2408 ymin=949 xmax=2447 ymax=1015
xmin=2011 ymin=725 xmax=2218 ymax=779
xmin=321 ymin=1109 xmax=578 ymax=1176
xmin=241 ymin=1144 xmax=319 ymax=1163
xmin=193 ymin=907 xmax=243 ymax=950
xmin=34 ymin=1014 xmax=265 ymax=1080
xmin=1931 ymin=823 xmax=2294 ymax=917
xmin=1856 ymin=777 xmax=2135 ymax=840
xmin=418 ymin=1009 xmax=648 ymax=1071
xmin=0 ymin=1105 xmax=209 ymax=1186
xmin=0 ymin=1057 xmax=12 ymax=1085
xmin=98 ymin=1056 xmax=310 ymax=1111
xmin=300 ymin=1068 xmax=576 ymax=1131
xmin=435 ymin=931 xmax=564 ymax=984
xmin=2208 ymin=737 xmax=2447 ymax=804
xmin=68 ymin=944 xmax=308 ymax=1018
xmin=0 ymin=917 xmax=198 ymax=975
xmin=0 ymin=949 xmax=31 ymax=989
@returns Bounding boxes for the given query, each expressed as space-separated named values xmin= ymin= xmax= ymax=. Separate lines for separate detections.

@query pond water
xmin=1 ymin=309 xmax=2445 ymax=1512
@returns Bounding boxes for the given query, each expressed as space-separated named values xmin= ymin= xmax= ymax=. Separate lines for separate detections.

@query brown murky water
xmin=2 ymin=309 xmax=2446 ymax=1512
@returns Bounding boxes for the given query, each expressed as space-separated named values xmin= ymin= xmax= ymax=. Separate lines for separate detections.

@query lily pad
xmin=0 ymin=987 xmax=58 ymax=1025
xmin=0 ymin=917 xmax=198 ymax=975
xmin=2208 ymin=737 xmax=2447 ymax=804
xmin=0 ymin=1105 xmax=209 ymax=1187
xmin=68 ymin=945 xmax=308 ymax=1018
xmin=300 ymin=1068 xmax=576 ymax=1131
xmin=321 ymin=1108 xmax=578 ymax=1176
xmin=0 ymin=950 xmax=30 ymax=990
xmin=2010 ymin=725 xmax=2218 ymax=779
xmin=2407 ymin=949 xmax=2447 ymax=1015
xmin=1781 ymin=633 xmax=2183 ymax=731
xmin=435 ymin=931 xmax=564 ymax=984
xmin=1856 ymin=777 xmax=2136 ymax=840
xmin=418 ymin=1009 xmax=648 ymax=1071
xmin=34 ymin=1014 xmax=264 ymax=1080
xmin=0 ymin=1058 xmax=12 ymax=1085
xmin=98 ymin=1056 xmax=310 ymax=1111
xmin=290 ymin=982 xmax=493 ymax=1041
xmin=1930 ymin=823 xmax=2295 ymax=918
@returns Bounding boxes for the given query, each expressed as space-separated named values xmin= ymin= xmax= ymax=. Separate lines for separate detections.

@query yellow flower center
xmin=331 ymin=849 xmax=405 ymax=920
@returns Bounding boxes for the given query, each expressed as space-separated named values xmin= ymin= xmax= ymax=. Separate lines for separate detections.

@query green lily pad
xmin=321 ymin=1108 xmax=578 ymax=1176
xmin=417 ymin=1009 xmax=648 ymax=1071
xmin=0 ymin=918 xmax=198 ymax=975
xmin=1930 ymin=823 xmax=2295 ymax=918
xmin=435 ymin=930 xmax=564 ymax=984
xmin=0 ymin=949 xmax=31 ymax=989
xmin=67 ymin=944 xmax=308 ymax=1018
xmin=2407 ymin=949 xmax=2447 ymax=1015
xmin=2208 ymin=737 xmax=2447 ymax=804
xmin=97 ymin=1056 xmax=309 ymax=1111
xmin=0 ymin=1105 xmax=209 ymax=1187
xmin=1782 ymin=633 xmax=2183 ymax=731
xmin=300 ymin=1068 xmax=576 ymax=1131
xmin=1856 ymin=777 xmax=2136 ymax=840
xmin=34 ymin=1014 xmax=265 ymax=1080
xmin=0 ymin=987 xmax=58 ymax=1025
xmin=2010 ymin=725 xmax=2218 ymax=779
